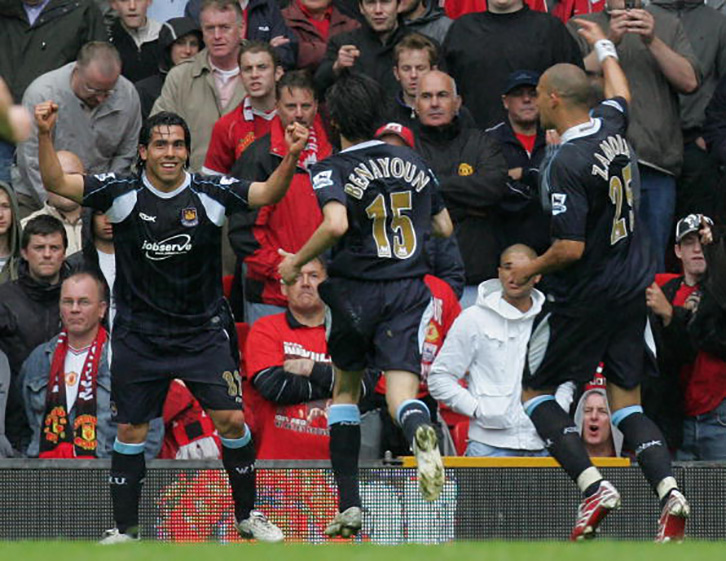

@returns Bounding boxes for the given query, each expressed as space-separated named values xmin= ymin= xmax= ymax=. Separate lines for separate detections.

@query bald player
xmin=510 ymin=20 xmax=690 ymax=543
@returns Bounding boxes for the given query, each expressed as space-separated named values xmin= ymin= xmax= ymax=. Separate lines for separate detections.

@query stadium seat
xmin=450 ymin=420 xmax=469 ymax=457
xmin=222 ymin=274 xmax=234 ymax=299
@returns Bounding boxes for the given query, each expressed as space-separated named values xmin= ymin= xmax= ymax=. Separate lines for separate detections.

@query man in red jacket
xmin=228 ymin=70 xmax=332 ymax=325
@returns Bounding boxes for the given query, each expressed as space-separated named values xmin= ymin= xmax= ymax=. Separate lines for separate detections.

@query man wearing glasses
xmin=15 ymin=42 xmax=141 ymax=220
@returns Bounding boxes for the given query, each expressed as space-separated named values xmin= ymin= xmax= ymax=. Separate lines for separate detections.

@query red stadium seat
xmin=451 ymin=420 xmax=470 ymax=457
xmin=222 ymin=274 xmax=234 ymax=299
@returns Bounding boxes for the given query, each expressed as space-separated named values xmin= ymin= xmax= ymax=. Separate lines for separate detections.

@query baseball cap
xmin=502 ymin=70 xmax=540 ymax=95
xmin=374 ymin=122 xmax=415 ymax=148
xmin=675 ymin=213 xmax=713 ymax=243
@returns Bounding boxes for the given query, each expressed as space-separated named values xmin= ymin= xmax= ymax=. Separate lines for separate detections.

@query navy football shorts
xmin=523 ymin=295 xmax=658 ymax=391
xmin=318 ymin=276 xmax=430 ymax=375
xmin=110 ymin=325 xmax=243 ymax=424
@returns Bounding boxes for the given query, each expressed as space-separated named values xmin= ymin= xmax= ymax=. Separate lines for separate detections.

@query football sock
xmin=110 ymin=439 xmax=146 ymax=536
xmin=396 ymin=399 xmax=432 ymax=447
xmin=329 ymin=404 xmax=362 ymax=511
xmin=613 ymin=406 xmax=675 ymax=498
xmin=525 ymin=396 xmax=600 ymax=493
xmin=221 ymin=427 xmax=256 ymax=522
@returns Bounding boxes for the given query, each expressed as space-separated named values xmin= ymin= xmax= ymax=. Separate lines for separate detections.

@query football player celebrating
xmin=510 ymin=20 xmax=690 ymax=542
xmin=278 ymin=72 xmax=453 ymax=538
xmin=35 ymin=100 xmax=308 ymax=544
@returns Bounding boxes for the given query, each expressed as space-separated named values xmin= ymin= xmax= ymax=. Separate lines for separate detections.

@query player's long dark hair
xmin=136 ymin=111 xmax=192 ymax=172
xmin=326 ymin=71 xmax=384 ymax=143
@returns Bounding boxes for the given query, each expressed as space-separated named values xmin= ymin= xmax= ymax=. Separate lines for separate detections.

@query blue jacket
xmin=21 ymin=335 xmax=163 ymax=459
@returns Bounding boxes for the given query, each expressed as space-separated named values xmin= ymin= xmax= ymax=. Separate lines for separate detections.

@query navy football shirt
xmin=539 ymin=98 xmax=654 ymax=310
xmin=83 ymin=171 xmax=252 ymax=334
xmin=310 ymin=140 xmax=444 ymax=281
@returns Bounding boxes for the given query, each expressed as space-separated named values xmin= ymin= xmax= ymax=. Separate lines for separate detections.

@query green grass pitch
xmin=1 ymin=541 xmax=724 ymax=561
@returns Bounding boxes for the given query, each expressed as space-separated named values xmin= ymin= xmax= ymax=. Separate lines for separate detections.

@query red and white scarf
xmin=39 ymin=327 xmax=107 ymax=458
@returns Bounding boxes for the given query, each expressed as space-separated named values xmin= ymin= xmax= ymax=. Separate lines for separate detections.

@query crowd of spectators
xmin=2 ymin=0 xmax=726 ymax=463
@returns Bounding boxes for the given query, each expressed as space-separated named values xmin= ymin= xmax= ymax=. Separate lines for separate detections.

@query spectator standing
xmin=152 ymin=0 xmax=247 ymax=172
xmin=443 ymin=0 xmax=583 ymax=130
xmin=203 ymin=41 xmax=283 ymax=176
xmin=429 ymin=244 xmax=574 ymax=457
xmin=135 ymin=17 xmax=203 ymax=122
xmin=414 ymin=70 xmax=509 ymax=307
xmin=399 ymin=0 xmax=452 ymax=44
xmin=568 ymin=0 xmax=700 ymax=272
xmin=185 ymin=0 xmax=298 ymax=69
xmin=0 ymin=181 xmax=22 ymax=284
xmin=0 ymin=0 xmax=107 ymax=106
xmin=0 ymin=215 xmax=68 ymax=455
xmin=22 ymin=151 xmax=85 ymax=256
xmin=390 ymin=33 xmax=436 ymax=129
xmin=315 ymin=0 xmax=412 ymax=98
xmin=485 ymin=70 xmax=551 ymax=257
xmin=0 ymin=0 xmax=107 ymax=184
xmin=17 ymin=42 xmax=141 ymax=218
xmin=646 ymin=214 xmax=726 ymax=460
xmin=109 ymin=0 xmax=163 ymax=83
xmin=22 ymin=272 xmax=163 ymax=458
xmin=652 ymin=0 xmax=726 ymax=221
xmin=229 ymin=71 xmax=332 ymax=324
xmin=282 ymin=0 xmax=360 ymax=72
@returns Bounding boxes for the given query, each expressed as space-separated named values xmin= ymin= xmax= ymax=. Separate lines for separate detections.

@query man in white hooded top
xmin=428 ymin=244 xmax=574 ymax=456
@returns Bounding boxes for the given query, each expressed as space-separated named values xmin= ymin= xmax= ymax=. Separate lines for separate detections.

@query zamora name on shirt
xmin=590 ymin=133 xmax=630 ymax=182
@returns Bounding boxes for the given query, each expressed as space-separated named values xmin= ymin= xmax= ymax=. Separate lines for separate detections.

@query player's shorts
xmin=319 ymin=276 xmax=430 ymax=374
xmin=523 ymin=295 xmax=657 ymax=391
xmin=110 ymin=325 xmax=243 ymax=424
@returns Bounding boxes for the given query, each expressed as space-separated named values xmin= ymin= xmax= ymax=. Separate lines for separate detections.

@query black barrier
xmin=0 ymin=460 xmax=724 ymax=541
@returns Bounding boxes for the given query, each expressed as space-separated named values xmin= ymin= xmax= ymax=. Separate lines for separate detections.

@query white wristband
xmin=594 ymin=39 xmax=619 ymax=63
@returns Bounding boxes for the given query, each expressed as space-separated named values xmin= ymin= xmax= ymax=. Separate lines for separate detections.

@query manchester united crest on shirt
xmin=458 ymin=163 xmax=474 ymax=176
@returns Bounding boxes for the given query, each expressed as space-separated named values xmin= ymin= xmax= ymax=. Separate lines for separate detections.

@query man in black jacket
xmin=443 ymin=0 xmax=583 ymax=130
xmin=109 ymin=0 xmax=162 ymax=83
xmin=414 ymin=70 xmax=509 ymax=307
xmin=0 ymin=214 xmax=68 ymax=454
xmin=315 ymin=0 xmax=410 ymax=98
xmin=485 ymin=69 xmax=550 ymax=257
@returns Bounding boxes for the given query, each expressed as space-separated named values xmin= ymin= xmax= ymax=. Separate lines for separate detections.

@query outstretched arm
xmin=35 ymin=101 xmax=84 ymax=204
xmin=278 ymin=201 xmax=348 ymax=284
xmin=247 ymin=122 xmax=309 ymax=208
xmin=574 ymin=19 xmax=631 ymax=104
xmin=511 ymin=239 xmax=585 ymax=286
xmin=0 ymin=78 xmax=31 ymax=144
